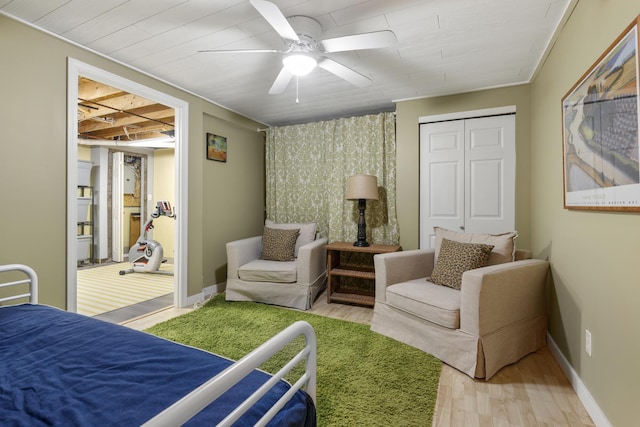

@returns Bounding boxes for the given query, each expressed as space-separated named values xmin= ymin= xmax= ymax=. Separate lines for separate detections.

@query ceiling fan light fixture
xmin=283 ymin=53 xmax=317 ymax=76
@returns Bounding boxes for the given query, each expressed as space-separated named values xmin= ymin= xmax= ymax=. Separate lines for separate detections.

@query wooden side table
xmin=325 ymin=242 xmax=401 ymax=307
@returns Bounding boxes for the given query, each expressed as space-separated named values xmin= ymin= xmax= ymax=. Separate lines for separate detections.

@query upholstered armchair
xmin=225 ymin=221 xmax=327 ymax=310
xmin=371 ymin=228 xmax=550 ymax=380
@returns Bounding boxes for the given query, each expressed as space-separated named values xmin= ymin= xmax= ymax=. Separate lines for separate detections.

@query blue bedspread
xmin=0 ymin=304 xmax=315 ymax=426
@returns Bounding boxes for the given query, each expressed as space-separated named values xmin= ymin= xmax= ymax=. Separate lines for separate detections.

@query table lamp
xmin=346 ymin=174 xmax=379 ymax=247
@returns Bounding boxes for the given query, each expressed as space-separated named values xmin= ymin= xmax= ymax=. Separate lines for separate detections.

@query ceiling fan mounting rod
xmin=286 ymin=16 xmax=322 ymax=51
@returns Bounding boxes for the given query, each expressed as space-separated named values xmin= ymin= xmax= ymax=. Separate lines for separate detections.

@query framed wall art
xmin=562 ymin=16 xmax=640 ymax=211
xmin=206 ymin=133 xmax=227 ymax=162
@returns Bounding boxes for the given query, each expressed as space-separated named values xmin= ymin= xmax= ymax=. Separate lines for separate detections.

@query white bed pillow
xmin=265 ymin=220 xmax=317 ymax=257
xmin=433 ymin=227 xmax=517 ymax=266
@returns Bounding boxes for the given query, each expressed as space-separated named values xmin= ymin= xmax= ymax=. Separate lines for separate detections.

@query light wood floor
xmin=122 ymin=291 xmax=594 ymax=427
xmin=77 ymin=262 xmax=174 ymax=317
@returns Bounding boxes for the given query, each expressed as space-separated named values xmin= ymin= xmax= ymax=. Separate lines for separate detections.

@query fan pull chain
xmin=296 ymin=76 xmax=300 ymax=104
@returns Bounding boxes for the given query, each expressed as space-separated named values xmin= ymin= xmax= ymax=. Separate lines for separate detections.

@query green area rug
xmin=146 ymin=294 xmax=441 ymax=426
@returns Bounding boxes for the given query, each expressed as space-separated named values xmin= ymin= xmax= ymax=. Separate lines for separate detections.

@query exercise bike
xmin=119 ymin=201 xmax=176 ymax=276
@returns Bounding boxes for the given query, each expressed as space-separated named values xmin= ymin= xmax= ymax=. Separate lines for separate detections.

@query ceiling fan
xmin=199 ymin=0 xmax=397 ymax=95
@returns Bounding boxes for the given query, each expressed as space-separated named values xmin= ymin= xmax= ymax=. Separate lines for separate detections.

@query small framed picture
xmin=206 ymin=133 xmax=227 ymax=162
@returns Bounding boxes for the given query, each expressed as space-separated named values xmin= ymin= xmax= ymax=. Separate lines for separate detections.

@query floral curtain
xmin=265 ymin=112 xmax=398 ymax=245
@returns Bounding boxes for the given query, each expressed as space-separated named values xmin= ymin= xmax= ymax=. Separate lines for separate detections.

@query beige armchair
xmin=225 ymin=222 xmax=327 ymax=310
xmin=371 ymin=247 xmax=549 ymax=379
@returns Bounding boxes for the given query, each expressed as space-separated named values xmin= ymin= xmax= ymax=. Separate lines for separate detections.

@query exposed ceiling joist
xmin=77 ymin=77 xmax=175 ymax=142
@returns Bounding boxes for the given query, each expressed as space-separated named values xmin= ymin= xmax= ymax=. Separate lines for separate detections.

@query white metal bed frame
xmin=0 ymin=264 xmax=317 ymax=427
xmin=0 ymin=264 xmax=38 ymax=304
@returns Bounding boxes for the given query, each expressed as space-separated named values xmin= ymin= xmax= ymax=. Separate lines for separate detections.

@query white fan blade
xmin=321 ymin=30 xmax=396 ymax=53
xmin=269 ymin=67 xmax=294 ymax=94
xmin=318 ymin=58 xmax=371 ymax=88
xmin=250 ymin=0 xmax=299 ymax=41
xmin=198 ymin=49 xmax=280 ymax=53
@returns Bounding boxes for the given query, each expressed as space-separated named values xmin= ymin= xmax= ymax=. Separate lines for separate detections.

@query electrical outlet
xmin=585 ymin=329 xmax=592 ymax=357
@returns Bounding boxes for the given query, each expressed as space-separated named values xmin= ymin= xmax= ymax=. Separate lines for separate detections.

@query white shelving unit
xmin=77 ymin=161 xmax=94 ymax=264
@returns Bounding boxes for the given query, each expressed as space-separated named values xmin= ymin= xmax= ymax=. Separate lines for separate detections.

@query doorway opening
xmin=67 ymin=59 xmax=189 ymax=320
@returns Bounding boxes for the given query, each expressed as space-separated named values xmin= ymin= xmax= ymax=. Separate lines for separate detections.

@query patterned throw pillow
xmin=264 ymin=220 xmax=317 ymax=257
xmin=428 ymin=238 xmax=494 ymax=290
xmin=260 ymin=227 xmax=300 ymax=261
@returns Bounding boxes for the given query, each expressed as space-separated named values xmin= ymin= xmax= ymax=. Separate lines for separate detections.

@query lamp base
xmin=353 ymin=198 xmax=370 ymax=247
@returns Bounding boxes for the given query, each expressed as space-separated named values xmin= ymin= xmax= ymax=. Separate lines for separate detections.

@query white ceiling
xmin=2 ymin=0 xmax=572 ymax=126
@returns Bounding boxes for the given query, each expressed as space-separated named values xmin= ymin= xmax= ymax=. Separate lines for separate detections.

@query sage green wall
xmin=531 ymin=1 xmax=640 ymax=425
xmin=202 ymin=112 xmax=265 ymax=287
xmin=395 ymin=85 xmax=532 ymax=251
xmin=0 ymin=15 xmax=264 ymax=307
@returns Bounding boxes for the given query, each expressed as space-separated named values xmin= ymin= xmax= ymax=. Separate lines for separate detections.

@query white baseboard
xmin=547 ymin=334 xmax=612 ymax=427
xmin=184 ymin=284 xmax=219 ymax=307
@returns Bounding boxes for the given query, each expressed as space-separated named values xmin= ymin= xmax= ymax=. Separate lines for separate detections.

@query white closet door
xmin=419 ymin=120 xmax=465 ymax=248
xmin=465 ymin=115 xmax=515 ymax=234
xmin=419 ymin=114 xmax=515 ymax=249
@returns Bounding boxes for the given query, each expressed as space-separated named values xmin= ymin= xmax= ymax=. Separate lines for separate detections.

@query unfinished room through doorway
xmin=67 ymin=58 xmax=189 ymax=314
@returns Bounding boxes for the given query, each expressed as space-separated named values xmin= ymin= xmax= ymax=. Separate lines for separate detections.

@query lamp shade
xmin=346 ymin=175 xmax=379 ymax=201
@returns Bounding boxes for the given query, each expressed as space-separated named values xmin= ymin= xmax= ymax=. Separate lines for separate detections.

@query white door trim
xmin=67 ymin=58 xmax=189 ymax=311
xmin=419 ymin=105 xmax=516 ymax=124
xmin=112 ymin=152 xmax=125 ymax=262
